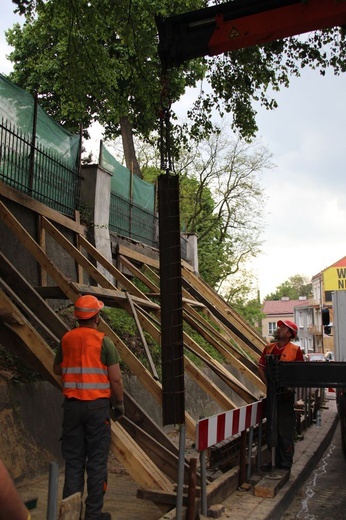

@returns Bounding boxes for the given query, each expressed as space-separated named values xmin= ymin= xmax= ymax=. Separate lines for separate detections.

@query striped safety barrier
xmin=196 ymin=398 xmax=266 ymax=452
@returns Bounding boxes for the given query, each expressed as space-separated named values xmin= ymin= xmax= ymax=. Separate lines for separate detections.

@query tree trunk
xmin=120 ymin=116 xmax=142 ymax=178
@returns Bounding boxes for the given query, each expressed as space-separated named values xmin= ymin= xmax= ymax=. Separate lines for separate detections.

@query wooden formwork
xmin=0 ymin=180 xmax=266 ymax=510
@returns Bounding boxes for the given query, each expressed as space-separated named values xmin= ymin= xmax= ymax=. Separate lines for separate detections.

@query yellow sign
xmin=323 ymin=266 xmax=346 ymax=291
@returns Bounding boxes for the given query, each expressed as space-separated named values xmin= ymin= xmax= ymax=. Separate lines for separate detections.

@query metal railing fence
xmin=0 ymin=118 xmax=81 ymax=217
xmin=109 ymin=190 xmax=158 ymax=248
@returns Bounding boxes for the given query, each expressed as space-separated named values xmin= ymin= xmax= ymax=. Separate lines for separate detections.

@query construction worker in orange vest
xmin=53 ymin=295 xmax=124 ymax=520
xmin=258 ymin=319 xmax=304 ymax=471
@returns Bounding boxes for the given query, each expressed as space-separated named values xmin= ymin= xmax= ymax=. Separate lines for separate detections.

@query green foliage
xmin=6 ymin=0 xmax=205 ymax=139
xmin=6 ymin=1 xmax=346 ymax=151
xmin=232 ymin=297 xmax=264 ymax=333
xmin=265 ymin=274 xmax=312 ymax=301
xmin=102 ymin=307 xmax=137 ymax=336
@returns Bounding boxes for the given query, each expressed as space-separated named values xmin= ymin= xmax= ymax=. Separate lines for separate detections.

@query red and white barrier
xmin=196 ymin=398 xmax=266 ymax=452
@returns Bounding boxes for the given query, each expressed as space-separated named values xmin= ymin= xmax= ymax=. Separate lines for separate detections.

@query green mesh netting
xmin=100 ymin=142 xmax=155 ymax=212
xmin=0 ymin=74 xmax=80 ymax=169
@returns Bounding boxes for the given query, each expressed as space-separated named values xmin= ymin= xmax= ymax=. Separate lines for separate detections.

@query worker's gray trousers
xmin=61 ymin=398 xmax=111 ymax=520
xmin=275 ymin=391 xmax=296 ymax=469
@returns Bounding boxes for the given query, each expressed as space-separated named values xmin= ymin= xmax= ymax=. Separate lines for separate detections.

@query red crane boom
xmin=157 ymin=0 xmax=346 ymax=67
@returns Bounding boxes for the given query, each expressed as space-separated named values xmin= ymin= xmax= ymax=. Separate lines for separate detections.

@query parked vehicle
xmin=307 ymin=353 xmax=325 ymax=362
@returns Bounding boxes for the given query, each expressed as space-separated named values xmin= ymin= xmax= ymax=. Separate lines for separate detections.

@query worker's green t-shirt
xmin=54 ymin=335 xmax=121 ymax=367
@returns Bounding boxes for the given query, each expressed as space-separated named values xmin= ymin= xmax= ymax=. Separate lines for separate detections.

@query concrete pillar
xmin=181 ymin=233 xmax=199 ymax=274
xmin=80 ymin=164 xmax=114 ymax=283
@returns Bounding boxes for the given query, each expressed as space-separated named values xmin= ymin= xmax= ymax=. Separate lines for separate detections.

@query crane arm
xmin=157 ymin=0 xmax=346 ymax=67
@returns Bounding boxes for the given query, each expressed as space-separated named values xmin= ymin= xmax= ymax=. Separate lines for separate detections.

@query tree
xmin=7 ymin=0 xmax=205 ymax=175
xmin=176 ymin=131 xmax=272 ymax=288
xmin=141 ymin=127 xmax=273 ymax=289
xmin=265 ymin=274 xmax=312 ymax=301
xmin=6 ymin=1 xmax=346 ymax=172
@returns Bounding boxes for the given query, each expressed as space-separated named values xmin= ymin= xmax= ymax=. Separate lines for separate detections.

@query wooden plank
xmin=37 ymin=215 xmax=48 ymax=286
xmin=110 ymin=422 xmax=173 ymax=491
xmin=0 ymin=252 xmax=69 ymax=340
xmin=79 ymin=235 xmax=153 ymax=302
xmin=137 ymin=488 xmax=189 ymax=506
xmin=119 ymin=255 xmax=160 ymax=293
xmin=72 ymin=283 xmax=160 ymax=311
xmin=156 ymin=466 xmax=240 ymax=520
xmin=0 ymin=289 xmax=62 ymax=389
xmin=181 ymin=329 xmax=259 ymax=403
xmin=124 ymin=391 xmax=179 ymax=456
xmin=0 ymin=200 xmax=78 ymax=301
xmin=183 ymin=303 xmax=258 ymax=372
xmin=34 ymin=284 xmax=160 ymax=311
xmin=0 ymin=201 xmax=183 ymax=489
xmin=184 ymin=359 xmax=238 ymax=409
xmin=121 ymin=416 xmax=189 ymax=483
xmin=0 ymin=180 xmax=85 ymax=234
xmin=184 ymin=342 xmax=257 ymax=408
xmin=58 ymin=492 xmax=82 ymax=520
xmin=181 ymin=272 xmax=263 ymax=358
xmin=135 ymin=308 xmax=242 ymax=413
xmin=142 ymin=264 xmax=161 ymax=285
xmin=75 ymin=234 xmax=84 ymax=284
xmin=182 ymin=266 xmax=266 ymax=349
xmin=41 ymin=217 xmax=116 ymax=291
xmin=253 ymin=471 xmax=290 ymax=498
xmin=0 ymin=277 xmax=60 ymax=345
xmin=118 ymin=244 xmax=160 ymax=269
xmin=126 ymin=292 xmax=159 ymax=380
xmin=0 ymin=297 xmax=172 ymax=491
xmin=183 ymin=306 xmax=265 ymax=394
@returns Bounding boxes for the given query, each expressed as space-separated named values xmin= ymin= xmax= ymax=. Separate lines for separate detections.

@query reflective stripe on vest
xmin=63 ymin=382 xmax=110 ymax=390
xmin=62 ymin=367 xmax=108 ymax=375
xmin=61 ymin=327 xmax=111 ymax=400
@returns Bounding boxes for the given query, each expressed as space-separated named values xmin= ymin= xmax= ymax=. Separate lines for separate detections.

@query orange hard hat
xmin=277 ymin=319 xmax=298 ymax=339
xmin=74 ymin=295 xmax=104 ymax=320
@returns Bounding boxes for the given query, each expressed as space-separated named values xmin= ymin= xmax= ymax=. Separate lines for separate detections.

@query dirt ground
xmin=18 ymin=454 xmax=167 ymax=520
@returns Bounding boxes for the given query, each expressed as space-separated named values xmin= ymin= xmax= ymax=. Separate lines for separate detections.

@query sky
xmin=1 ymin=1 xmax=346 ymax=300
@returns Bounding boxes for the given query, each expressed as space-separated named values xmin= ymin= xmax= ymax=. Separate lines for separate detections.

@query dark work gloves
xmin=110 ymin=400 xmax=124 ymax=422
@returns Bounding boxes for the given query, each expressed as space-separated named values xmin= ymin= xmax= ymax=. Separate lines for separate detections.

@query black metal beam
xmin=267 ymin=356 xmax=346 ymax=389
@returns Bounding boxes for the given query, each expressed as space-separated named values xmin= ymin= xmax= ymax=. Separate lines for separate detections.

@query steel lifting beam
xmin=266 ymin=356 xmax=346 ymax=389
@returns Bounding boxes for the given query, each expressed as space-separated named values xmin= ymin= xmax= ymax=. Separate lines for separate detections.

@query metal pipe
xmin=200 ymin=450 xmax=207 ymax=516
xmin=257 ymin=419 xmax=263 ymax=471
xmin=176 ymin=423 xmax=186 ymax=519
xmin=46 ymin=462 xmax=59 ymax=520
xmin=247 ymin=426 xmax=254 ymax=481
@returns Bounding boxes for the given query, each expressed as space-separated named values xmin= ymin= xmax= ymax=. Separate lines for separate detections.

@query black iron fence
xmin=0 ymin=118 xmax=81 ymax=217
xmin=109 ymin=190 xmax=158 ymax=248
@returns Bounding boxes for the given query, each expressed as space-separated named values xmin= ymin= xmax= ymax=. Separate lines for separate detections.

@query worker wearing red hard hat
xmin=53 ymin=295 xmax=124 ymax=520
xmin=258 ymin=319 xmax=304 ymax=472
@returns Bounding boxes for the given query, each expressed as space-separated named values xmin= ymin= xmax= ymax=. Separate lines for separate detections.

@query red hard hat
xmin=74 ymin=295 xmax=104 ymax=320
xmin=277 ymin=319 xmax=298 ymax=338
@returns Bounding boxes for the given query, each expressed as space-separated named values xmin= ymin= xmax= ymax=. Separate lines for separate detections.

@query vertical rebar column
xmin=158 ymin=172 xmax=185 ymax=426
xmin=46 ymin=462 xmax=59 ymax=520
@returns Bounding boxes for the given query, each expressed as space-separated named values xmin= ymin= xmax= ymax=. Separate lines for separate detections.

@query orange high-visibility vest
xmin=61 ymin=327 xmax=111 ymax=400
xmin=264 ymin=342 xmax=299 ymax=361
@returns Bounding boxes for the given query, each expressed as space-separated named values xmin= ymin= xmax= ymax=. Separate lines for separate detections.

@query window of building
xmin=268 ymin=322 xmax=276 ymax=335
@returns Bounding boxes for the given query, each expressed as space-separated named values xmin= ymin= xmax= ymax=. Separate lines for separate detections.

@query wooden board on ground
xmin=253 ymin=470 xmax=290 ymax=498
xmin=58 ymin=492 xmax=82 ymax=520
